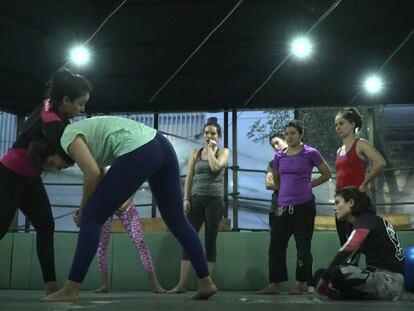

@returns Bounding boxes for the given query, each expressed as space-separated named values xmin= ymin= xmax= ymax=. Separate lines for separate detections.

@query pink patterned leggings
xmin=96 ymin=202 xmax=154 ymax=273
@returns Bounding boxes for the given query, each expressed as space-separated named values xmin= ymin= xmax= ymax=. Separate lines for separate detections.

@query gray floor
xmin=1 ymin=290 xmax=414 ymax=311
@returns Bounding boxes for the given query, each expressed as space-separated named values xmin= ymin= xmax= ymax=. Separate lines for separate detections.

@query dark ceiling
xmin=0 ymin=0 xmax=413 ymax=115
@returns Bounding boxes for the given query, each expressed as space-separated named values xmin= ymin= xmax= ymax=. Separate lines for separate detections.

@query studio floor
xmin=1 ymin=290 xmax=414 ymax=311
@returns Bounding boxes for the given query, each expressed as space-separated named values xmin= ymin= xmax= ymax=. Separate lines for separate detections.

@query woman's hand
xmin=117 ymin=197 xmax=133 ymax=213
xmin=183 ymin=199 xmax=191 ymax=213
xmin=316 ymin=278 xmax=329 ymax=295
xmin=359 ymin=182 xmax=369 ymax=193
xmin=208 ymin=139 xmax=218 ymax=152
xmin=73 ymin=209 xmax=81 ymax=227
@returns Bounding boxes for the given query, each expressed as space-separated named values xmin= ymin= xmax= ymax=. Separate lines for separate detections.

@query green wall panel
xmin=111 ymin=233 xmax=196 ymax=291
xmin=0 ymin=231 xmax=413 ymax=291
xmin=10 ymin=233 xmax=34 ymax=289
xmin=0 ymin=234 xmax=13 ymax=288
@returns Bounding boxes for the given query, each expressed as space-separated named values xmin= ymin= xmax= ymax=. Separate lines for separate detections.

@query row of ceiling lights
xmin=69 ymin=36 xmax=384 ymax=95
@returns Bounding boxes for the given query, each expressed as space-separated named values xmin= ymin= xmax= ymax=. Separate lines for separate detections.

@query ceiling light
xmin=69 ymin=46 xmax=90 ymax=66
xmin=291 ymin=37 xmax=312 ymax=59
xmin=364 ymin=75 xmax=383 ymax=94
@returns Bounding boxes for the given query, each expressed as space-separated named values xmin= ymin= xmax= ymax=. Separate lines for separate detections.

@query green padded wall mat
xmin=1 ymin=231 xmax=413 ymax=290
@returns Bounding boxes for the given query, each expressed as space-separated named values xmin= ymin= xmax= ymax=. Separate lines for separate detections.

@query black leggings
xmin=269 ymin=199 xmax=316 ymax=283
xmin=183 ymin=196 xmax=224 ymax=262
xmin=0 ymin=164 xmax=55 ymax=283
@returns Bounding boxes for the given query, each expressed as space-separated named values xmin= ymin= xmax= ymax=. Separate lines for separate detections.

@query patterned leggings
xmin=329 ymin=264 xmax=404 ymax=300
xmin=96 ymin=202 xmax=154 ymax=273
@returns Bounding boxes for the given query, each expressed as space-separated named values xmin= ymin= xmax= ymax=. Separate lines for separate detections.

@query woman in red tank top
xmin=334 ymin=107 xmax=386 ymax=245
xmin=335 ymin=107 xmax=386 ymax=192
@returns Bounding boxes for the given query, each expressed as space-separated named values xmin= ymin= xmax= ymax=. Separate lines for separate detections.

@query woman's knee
xmin=82 ymin=205 xmax=109 ymax=225
xmin=206 ymin=250 xmax=217 ymax=262
xmin=33 ymin=218 xmax=55 ymax=235
xmin=329 ymin=265 xmax=357 ymax=291
xmin=296 ymin=245 xmax=313 ymax=261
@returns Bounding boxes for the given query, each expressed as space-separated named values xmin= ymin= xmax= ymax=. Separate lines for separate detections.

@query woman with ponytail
xmin=334 ymin=107 xmax=386 ymax=246
xmin=0 ymin=68 xmax=91 ymax=296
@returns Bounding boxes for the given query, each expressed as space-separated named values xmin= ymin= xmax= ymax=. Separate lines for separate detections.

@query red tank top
xmin=335 ymin=139 xmax=367 ymax=191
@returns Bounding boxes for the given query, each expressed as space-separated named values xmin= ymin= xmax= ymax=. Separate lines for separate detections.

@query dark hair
xmin=27 ymin=135 xmax=75 ymax=172
xmin=336 ymin=107 xmax=363 ymax=132
xmin=269 ymin=133 xmax=283 ymax=146
xmin=203 ymin=117 xmax=221 ymax=137
xmin=335 ymin=187 xmax=376 ymax=216
xmin=45 ymin=68 xmax=92 ymax=109
xmin=284 ymin=119 xmax=304 ymax=135
xmin=28 ymin=136 xmax=59 ymax=171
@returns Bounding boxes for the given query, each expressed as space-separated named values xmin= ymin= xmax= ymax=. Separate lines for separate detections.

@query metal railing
xmin=13 ymin=164 xmax=414 ymax=233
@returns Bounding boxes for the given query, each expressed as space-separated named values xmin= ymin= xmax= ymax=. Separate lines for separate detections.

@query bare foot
xmin=191 ymin=283 xmax=217 ymax=300
xmin=153 ymin=286 xmax=167 ymax=293
xmin=289 ymin=288 xmax=303 ymax=295
xmin=255 ymin=283 xmax=280 ymax=295
xmin=148 ymin=271 xmax=166 ymax=294
xmin=307 ymin=286 xmax=316 ymax=294
xmin=42 ymin=288 xmax=78 ymax=302
xmin=167 ymin=285 xmax=186 ymax=294
xmin=94 ymin=285 xmax=109 ymax=293
xmin=44 ymin=281 xmax=59 ymax=296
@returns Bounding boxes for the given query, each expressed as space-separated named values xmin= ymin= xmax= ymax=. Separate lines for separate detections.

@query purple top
xmin=272 ymin=144 xmax=324 ymax=206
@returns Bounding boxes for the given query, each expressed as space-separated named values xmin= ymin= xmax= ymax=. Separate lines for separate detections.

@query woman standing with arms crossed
xmin=257 ymin=134 xmax=288 ymax=294
xmin=0 ymin=68 xmax=91 ymax=296
xmin=271 ymin=120 xmax=331 ymax=295
xmin=169 ymin=117 xmax=229 ymax=294
xmin=335 ymin=107 xmax=386 ymax=245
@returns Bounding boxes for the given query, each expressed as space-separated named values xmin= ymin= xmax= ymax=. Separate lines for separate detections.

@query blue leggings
xmin=68 ymin=133 xmax=209 ymax=282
